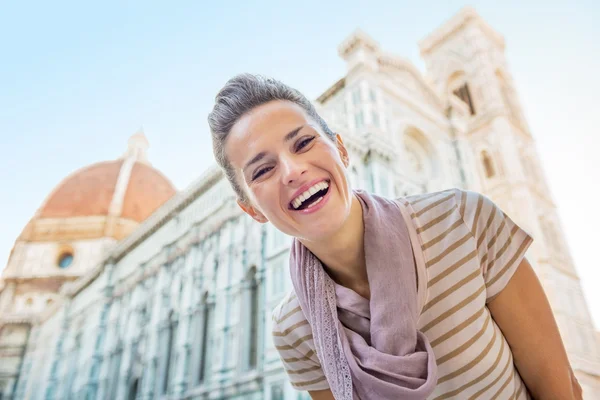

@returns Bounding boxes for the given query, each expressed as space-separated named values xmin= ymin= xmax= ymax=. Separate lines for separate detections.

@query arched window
xmin=162 ymin=311 xmax=177 ymax=394
xmin=247 ymin=268 xmax=260 ymax=369
xmin=453 ymin=83 xmax=476 ymax=115
xmin=108 ymin=342 xmax=123 ymax=400
xmin=403 ymin=127 xmax=439 ymax=188
xmin=198 ymin=293 xmax=214 ymax=383
xmin=447 ymin=71 xmax=476 ymax=117
xmin=128 ymin=377 xmax=140 ymax=400
xmin=481 ymin=151 xmax=496 ymax=178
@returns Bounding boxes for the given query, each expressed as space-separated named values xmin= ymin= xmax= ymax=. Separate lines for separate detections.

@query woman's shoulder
xmin=398 ymin=188 xmax=488 ymax=219
xmin=399 ymin=187 xmax=461 ymax=206
xmin=271 ymin=289 xmax=314 ymax=348
xmin=272 ymin=289 xmax=305 ymax=327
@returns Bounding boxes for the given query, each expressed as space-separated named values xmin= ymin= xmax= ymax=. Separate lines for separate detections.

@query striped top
xmin=272 ymin=189 xmax=534 ymax=399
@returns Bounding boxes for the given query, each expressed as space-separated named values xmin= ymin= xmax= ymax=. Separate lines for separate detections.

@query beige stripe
xmin=481 ymin=252 xmax=488 ymax=266
xmin=291 ymin=375 xmax=327 ymax=388
xmin=459 ymin=190 xmax=467 ymax=219
xmin=410 ymin=191 xmax=448 ymax=206
xmin=480 ymin=219 xmax=507 ymax=268
xmin=422 ymin=218 xmax=463 ymax=250
xmin=417 ymin=205 xmax=457 ymax=234
xmin=273 ymin=319 xmax=309 ymax=337
xmin=412 ymin=193 xmax=454 ymax=218
xmin=470 ymin=195 xmax=484 ymax=236
xmin=277 ymin=305 xmax=302 ymax=325
xmin=437 ymin=323 xmax=499 ymax=384
xmin=430 ymin=307 xmax=485 ymax=348
xmin=477 ymin=207 xmax=497 ymax=248
xmin=275 ymin=334 xmax=313 ymax=350
xmin=425 ymin=232 xmax=471 ymax=269
xmin=486 ymin=235 xmax=532 ymax=289
xmin=490 ymin=365 xmax=516 ymax=400
xmin=515 ymin=377 xmax=525 ymax=398
xmin=433 ymin=331 xmax=505 ymax=399
xmin=422 ymin=269 xmax=481 ymax=313
xmin=283 ymin=349 xmax=316 ymax=363
xmin=422 ymin=283 xmax=485 ymax=333
xmin=467 ymin=338 xmax=514 ymax=399
xmin=486 ymin=224 xmax=519 ymax=271
xmin=438 ymin=329 xmax=504 ymax=387
xmin=427 ymin=249 xmax=477 ymax=288
xmin=437 ymin=313 xmax=491 ymax=366
xmin=510 ymin=370 xmax=520 ymax=400
xmin=286 ymin=365 xmax=322 ymax=375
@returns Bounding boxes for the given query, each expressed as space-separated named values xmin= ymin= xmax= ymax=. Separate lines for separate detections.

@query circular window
xmin=58 ymin=252 xmax=74 ymax=269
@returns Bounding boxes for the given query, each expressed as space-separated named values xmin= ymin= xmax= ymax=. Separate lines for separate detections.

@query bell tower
xmin=419 ymin=7 xmax=600 ymax=392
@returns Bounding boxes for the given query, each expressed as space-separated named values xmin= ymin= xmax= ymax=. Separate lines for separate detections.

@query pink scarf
xmin=289 ymin=190 xmax=438 ymax=399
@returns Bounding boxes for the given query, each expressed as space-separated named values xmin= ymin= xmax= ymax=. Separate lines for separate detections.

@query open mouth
xmin=289 ymin=180 xmax=330 ymax=211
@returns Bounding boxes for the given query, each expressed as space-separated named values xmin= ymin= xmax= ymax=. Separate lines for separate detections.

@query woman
xmin=208 ymin=74 xmax=582 ymax=399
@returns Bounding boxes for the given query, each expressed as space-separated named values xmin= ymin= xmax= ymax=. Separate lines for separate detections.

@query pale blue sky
xmin=1 ymin=1 xmax=599 ymax=327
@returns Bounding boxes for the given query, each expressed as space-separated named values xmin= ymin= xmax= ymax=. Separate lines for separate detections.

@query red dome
xmin=39 ymin=160 xmax=176 ymax=222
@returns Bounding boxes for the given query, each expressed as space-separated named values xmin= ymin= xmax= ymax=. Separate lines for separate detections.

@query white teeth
xmin=291 ymin=181 xmax=330 ymax=210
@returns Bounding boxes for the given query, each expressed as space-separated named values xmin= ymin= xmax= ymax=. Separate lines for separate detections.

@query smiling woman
xmin=207 ymin=74 xmax=581 ymax=400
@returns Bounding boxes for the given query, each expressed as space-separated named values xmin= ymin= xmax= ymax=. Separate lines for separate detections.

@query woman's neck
xmin=300 ymin=194 xmax=370 ymax=298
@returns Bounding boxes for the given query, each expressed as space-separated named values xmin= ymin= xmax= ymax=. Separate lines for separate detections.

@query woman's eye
xmin=252 ymin=166 xmax=273 ymax=180
xmin=296 ymin=136 xmax=315 ymax=151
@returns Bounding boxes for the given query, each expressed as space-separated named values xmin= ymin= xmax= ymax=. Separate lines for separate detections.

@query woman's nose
xmin=280 ymin=158 xmax=307 ymax=185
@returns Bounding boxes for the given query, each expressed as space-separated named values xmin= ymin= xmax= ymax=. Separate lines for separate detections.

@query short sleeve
xmin=456 ymin=190 xmax=534 ymax=302
xmin=271 ymin=292 xmax=329 ymax=391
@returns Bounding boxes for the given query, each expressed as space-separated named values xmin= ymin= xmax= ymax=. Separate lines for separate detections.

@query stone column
xmin=171 ymin=307 xmax=191 ymax=396
xmin=85 ymin=262 xmax=114 ymax=400
xmin=44 ymin=302 xmax=70 ymax=400
xmin=171 ymin=259 xmax=191 ymax=396
xmin=13 ymin=324 xmax=36 ymax=400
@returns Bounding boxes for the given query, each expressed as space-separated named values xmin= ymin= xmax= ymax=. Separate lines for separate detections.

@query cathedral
xmin=1 ymin=7 xmax=599 ymax=400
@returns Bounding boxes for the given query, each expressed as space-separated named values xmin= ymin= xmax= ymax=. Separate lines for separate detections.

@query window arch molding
xmin=481 ymin=150 xmax=496 ymax=178
xmin=402 ymin=126 xmax=441 ymax=184
xmin=446 ymin=70 xmax=476 ymax=117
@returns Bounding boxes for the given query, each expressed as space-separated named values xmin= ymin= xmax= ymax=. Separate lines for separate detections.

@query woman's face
xmin=225 ymin=100 xmax=353 ymax=242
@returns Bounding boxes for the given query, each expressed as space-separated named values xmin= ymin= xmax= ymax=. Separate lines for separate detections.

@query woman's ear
xmin=335 ymin=133 xmax=350 ymax=167
xmin=237 ymin=199 xmax=268 ymax=223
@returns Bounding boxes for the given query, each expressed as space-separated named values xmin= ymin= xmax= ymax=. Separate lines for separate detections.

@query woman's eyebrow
xmin=283 ymin=125 xmax=305 ymax=143
xmin=242 ymin=124 xmax=306 ymax=172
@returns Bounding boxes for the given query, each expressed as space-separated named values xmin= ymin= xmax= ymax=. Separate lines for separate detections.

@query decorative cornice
xmin=0 ymin=313 xmax=34 ymax=326
xmin=340 ymin=132 xmax=367 ymax=157
xmin=16 ymin=215 xmax=138 ymax=243
xmin=419 ymin=7 xmax=505 ymax=55
xmin=338 ymin=28 xmax=380 ymax=60
xmin=364 ymin=132 xmax=397 ymax=161
xmin=316 ymin=77 xmax=346 ymax=104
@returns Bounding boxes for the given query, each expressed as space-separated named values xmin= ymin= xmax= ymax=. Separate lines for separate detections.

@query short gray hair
xmin=208 ymin=73 xmax=335 ymax=204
